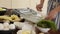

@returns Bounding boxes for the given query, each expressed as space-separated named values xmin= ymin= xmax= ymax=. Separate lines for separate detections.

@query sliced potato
xmin=11 ymin=14 xmax=20 ymax=22
xmin=0 ymin=16 xmax=12 ymax=21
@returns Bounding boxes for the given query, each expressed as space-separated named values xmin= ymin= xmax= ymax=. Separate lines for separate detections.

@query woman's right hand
xmin=36 ymin=4 xmax=43 ymax=11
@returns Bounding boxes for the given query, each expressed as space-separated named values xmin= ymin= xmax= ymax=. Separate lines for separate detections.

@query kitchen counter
xmin=36 ymin=27 xmax=60 ymax=34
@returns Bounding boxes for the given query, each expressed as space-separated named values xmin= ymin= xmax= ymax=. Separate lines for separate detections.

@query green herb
xmin=37 ymin=20 xmax=57 ymax=30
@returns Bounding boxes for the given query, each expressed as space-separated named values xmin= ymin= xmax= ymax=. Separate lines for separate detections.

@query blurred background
xmin=0 ymin=0 xmax=48 ymax=16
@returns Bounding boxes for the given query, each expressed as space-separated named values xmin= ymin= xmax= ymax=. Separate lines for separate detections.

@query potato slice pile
xmin=11 ymin=15 xmax=20 ymax=22
xmin=0 ymin=15 xmax=21 ymax=22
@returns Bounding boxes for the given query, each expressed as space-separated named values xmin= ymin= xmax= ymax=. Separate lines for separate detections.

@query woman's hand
xmin=45 ymin=5 xmax=60 ymax=20
xmin=45 ymin=10 xmax=58 ymax=20
xmin=45 ymin=14 xmax=56 ymax=20
xmin=36 ymin=4 xmax=43 ymax=11
xmin=36 ymin=0 xmax=44 ymax=11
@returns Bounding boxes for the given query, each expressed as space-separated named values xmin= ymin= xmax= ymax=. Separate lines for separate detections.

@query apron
xmin=47 ymin=0 xmax=60 ymax=30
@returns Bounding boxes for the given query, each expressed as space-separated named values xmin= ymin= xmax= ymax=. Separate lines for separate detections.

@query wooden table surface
xmin=36 ymin=27 xmax=60 ymax=34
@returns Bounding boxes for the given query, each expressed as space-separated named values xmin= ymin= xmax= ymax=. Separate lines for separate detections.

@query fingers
xmin=36 ymin=4 xmax=42 ymax=11
xmin=45 ymin=15 xmax=55 ymax=20
xmin=36 ymin=7 xmax=42 ymax=11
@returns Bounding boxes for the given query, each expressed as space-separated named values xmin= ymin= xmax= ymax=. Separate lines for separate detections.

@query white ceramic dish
xmin=37 ymin=26 xmax=50 ymax=33
xmin=17 ymin=30 xmax=36 ymax=34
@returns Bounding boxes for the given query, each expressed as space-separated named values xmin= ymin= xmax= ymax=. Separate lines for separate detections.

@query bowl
xmin=37 ymin=26 xmax=50 ymax=33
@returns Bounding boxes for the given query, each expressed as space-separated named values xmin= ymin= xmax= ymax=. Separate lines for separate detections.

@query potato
xmin=11 ymin=14 xmax=20 ymax=22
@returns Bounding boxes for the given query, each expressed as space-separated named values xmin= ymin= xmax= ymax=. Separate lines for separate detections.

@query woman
xmin=36 ymin=0 xmax=60 ymax=30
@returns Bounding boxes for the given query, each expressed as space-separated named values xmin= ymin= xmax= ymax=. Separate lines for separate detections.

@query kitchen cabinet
xmin=0 ymin=0 xmax=40 ymax=10
xmin=12 ymin=0 xmax=40 ymax=11
xmin=0 ymin=0 xmax=12 ymax=8
xmin=12 ymin=0 xmax=30 ymax=9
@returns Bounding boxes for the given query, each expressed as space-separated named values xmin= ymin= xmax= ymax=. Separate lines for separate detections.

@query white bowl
xmin=14 ymin=22 xmax=24 ymax=29
xmin=17 ymin=30 xmax=36 ymax=34
xmin=37 ymin=27 xmax=50 ymax=33
xmin=0 ymin=23 xmax=4 ymax=30
xmin=9 ymin=24 xmax=15 ymax=29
